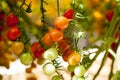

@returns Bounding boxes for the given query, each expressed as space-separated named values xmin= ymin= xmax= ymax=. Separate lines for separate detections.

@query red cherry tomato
xmin=49 ymin=29 xmax=63 ymax=41
xmin=31 ymin=42 xmax=41 ymax=53
xmin=6 ymin=26 xmax=21 ymax=40
xmin=31 ymin=42 xmax=45 ymax=58
xmin=63 ymin=9 xmax=74 ymax=19
xmin=33 ymin=47 xmax=45 ymax=58
xmin=0 ymin=11 xmax=5 ymax=22
xmin=6 ymin=13 xmax=19 ymax=27
xmin=58 ymin=38 xmax=70 ymax=54
xmin=42 ymin=33 xmax=53 ymax=46
xmin=106 ymin=10 xmax=114 ymax=22
xmin=54 ymin=16 xmax=69 ymax=30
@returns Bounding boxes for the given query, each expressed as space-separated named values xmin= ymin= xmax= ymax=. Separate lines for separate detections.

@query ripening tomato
xmin=0 ymin=11 xmax=5 ymax=22
xmin=67 ymin=51 xmax=81 ymax=66
xmin=106 ymin=10 xmax=114 ymax=22
xmin=49 ymin=29 xmax=63 ymax=41
xmin=58 ymin=38 xmax=70 ymax=54
xmin=6 ymin=13 xmax=19 ymax=27
xmin=62 ymin=48 xmax=74 ymax=61
xmin=11 ymin=41 xmax=24 ymax=56
xmin=6 ymin=26 xmax=21 ymax=40
xmin=54 ymin=16 xmax=69 ymax=30
xmin=42 ymin=33 xmax=53 ymax=46
xmin=63 ymin=9 xmax=74 ymax=19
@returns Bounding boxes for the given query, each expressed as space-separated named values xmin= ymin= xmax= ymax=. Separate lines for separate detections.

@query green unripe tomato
xmin=43 ymin=63 xmax=56 ymax=76
xmin=20 ymin=52 xmax=33 ymax=66
xmin=74 ymin=65 xmax=86 ymax=77
xmin=43 ymin=48 xmax=58 ymax=60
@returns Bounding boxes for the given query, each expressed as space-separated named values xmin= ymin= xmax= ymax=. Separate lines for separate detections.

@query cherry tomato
xmin=0 ymin=25 xmax=6 ymax=31
xmin=43 ymin=48 xmax=58 ymax=60
xmin=106 ymin=10 xmax=114 ymax=22
xmin=31 ymin=42 xmax=45 ymax=58
xmin=49 ymin=29 xmax=63 ymax=41
xmin=63 ymin=9 xmax=74 ymax=19
xmin=62 ymin=48 xmax=74 ymax=61
xmin=43 ymin=62 xmax=56 ymax=76
xmin=6 ymin=13 xmax=19 ymax=27
xmin=20 ymin=52 xmax=33 ymax=66
xmin=58 ymin=38 xmax=70 ymax=54
xmin=6 ymin=26 xmax=21 ymax=40
xmin=74 ymin=65 xmax=86 ymax=77
xmin=0 ymin=11 xmax=5 ymax=22
xmin=31 ymin=42 xmax=41 ymax=53
xmin=33 ymin=47 xmax=44 ymax=58
xmin=54 ymin=16 xmax=69 ymax=30
xmin=11 ymin=41 xmax=24 ymax=56
xmin=42 ymin=33 xmax=53 ymax=46
xmin=67 ymin=51 xmax=81 ymax=66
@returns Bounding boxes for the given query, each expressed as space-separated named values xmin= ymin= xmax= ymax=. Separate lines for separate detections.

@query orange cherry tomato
xmin=67 ymin=51 xmax=81 ymax=66
xmin=54 ymin=16 xmax=69 ymax=30
xmin=49 ymin=29 xmax=63 ymax=42
xmin=11 ymin=41 xmax=24 ymax=56
xmin=62 ymin=48 xmax=74 ymax=61
xmin=42 ymin=33 xmax=53 ymax=46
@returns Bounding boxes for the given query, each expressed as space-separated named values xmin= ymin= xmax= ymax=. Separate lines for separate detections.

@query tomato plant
xmin=63 ymin=9 xmax=74 ymax=19
xmin=67 ymin=51 xmax=81 ymax=66
xmin=6 ymin=26 xmax=21 ymax=40
xmin=11 ymin=41 xmax=24 ymax=56
xmin=6 ymin=13 xmax=19 ymax=27
xmin=49 ymin=29 xmax=63 ymax=42
xmin=42 ymin=33 xmax=53 ymax=45
xmin=54 ymin=16 xmax=69 ymax=30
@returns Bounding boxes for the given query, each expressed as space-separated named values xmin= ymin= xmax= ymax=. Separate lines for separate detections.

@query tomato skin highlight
xmin=6 ymin=13 xmax=19 ymax=27
xmin=49 ymin=29 xmax=63 ymax=42
xmin=63 ymin=9 xmax=74 ymax=19
xmin=54 ymin=16 xmax=69 ymax=30
xmin=6 ymin=26 xmax=21 ymax=41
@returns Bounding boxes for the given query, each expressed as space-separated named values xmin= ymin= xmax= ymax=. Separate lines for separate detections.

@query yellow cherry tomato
xmin=11 ymin=41 xmax=24 ymax=56
xmin=67 ymin=51 xmax=81 ymax=66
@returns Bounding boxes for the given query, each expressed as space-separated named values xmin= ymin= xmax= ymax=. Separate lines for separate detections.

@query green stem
xmin=40 ymin=0 xmax=46 ymax=27
xmin=93 ymin=52 xmax=108 ymax=80
xmin=109 ymin=38 xmax=120 ymax=80
xmin=57 ymin=0 xmax=60 ymax=16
